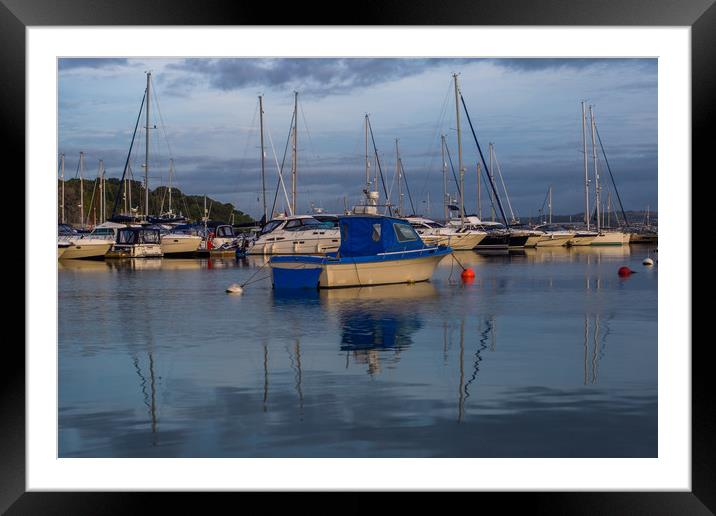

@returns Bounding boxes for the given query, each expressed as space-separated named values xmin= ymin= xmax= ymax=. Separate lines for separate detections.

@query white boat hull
xmin=590 ymin=231 xmax=628 ymax=246
xmin=160 ymin=235 xmax=201 ymax=255
xmin=106 ymin=244 xmax=163 ymax=258
xmin=248 ymin=235 xmax=341 ymax=255
xmin=568 ymin=235 xmax=598 ymax=246
xmin=60 ymin=241 xmax=113 ymax=260
xmin=536 ymin=233 xmax=575 ymax=247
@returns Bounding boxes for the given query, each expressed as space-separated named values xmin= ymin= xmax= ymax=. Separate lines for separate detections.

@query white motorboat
xmin=247 ymin=215 xmax=341 ymax=255
xmin=157 ymin=224 xmax=202 ymax=256
xmin=568 ymin=230 xmax=599 ymax=246
xmin=59 ymin=221 xmax=123 ymax=260
xmin=534 ymin=224 xmax=576 ymax=247
xmin=406 ymin=216 xmax=486 ymax=250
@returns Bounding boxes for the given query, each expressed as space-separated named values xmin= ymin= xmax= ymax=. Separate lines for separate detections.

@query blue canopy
xmin=337 ymin=215 xmax=427 ymax=257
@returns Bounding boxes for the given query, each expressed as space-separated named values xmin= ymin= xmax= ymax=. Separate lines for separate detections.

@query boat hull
xmin=568 ymin=234 xmax=598 ymax=246
xmin=590 ymin=231 xmax=629 ymax=246
xmin=536 ymin=233 xmax=575 ymax=247
xmin=436 ymin=232 xmax=486 ymax=250
xmin=60 ymin=241 xmax=112 ymax=260
xmin=106 ymin=244 xmax=163 ymax=259
xmin=160 ymin=235 xmax=201 ymax=255
xmin=475 ymin=233 xmax=510 ymax=250
xmin=248 ymin=234 xmax=341 ymax=255
xmin=271 ymin=248 xmax=451 ymax=289
xmin=524 ymin=235 xmax=543 ymax=248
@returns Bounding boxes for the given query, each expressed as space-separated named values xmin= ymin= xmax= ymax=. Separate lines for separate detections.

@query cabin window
xmin=393 ymin=223 xmax=418 ymax=242
xmin=371 ymin=224 xmax=381 ymax=242
xmin=284 ymin=220 xmax=303 ymax=231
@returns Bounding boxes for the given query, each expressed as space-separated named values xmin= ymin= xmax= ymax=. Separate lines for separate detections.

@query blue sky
xmin=58 ymin=58 xmax=657 ymax=221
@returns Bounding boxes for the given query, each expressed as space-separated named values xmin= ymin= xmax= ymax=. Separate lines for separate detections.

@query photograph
xmin=56 ymin=56 xmax=659 ymax=459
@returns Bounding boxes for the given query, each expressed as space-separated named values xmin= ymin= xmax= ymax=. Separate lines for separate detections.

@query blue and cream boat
xmin=270 ymin=215 xmax=452 ymax=289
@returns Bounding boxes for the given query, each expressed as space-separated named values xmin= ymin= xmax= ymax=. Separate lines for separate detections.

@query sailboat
xmin=247 ymin=93 xmax=341 ymax=255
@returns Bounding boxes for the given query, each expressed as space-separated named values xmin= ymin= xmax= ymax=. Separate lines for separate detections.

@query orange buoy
xmin=618 ymin=266 xmax=634 ymax=277
xmin=461 ymin=267 xmax=475 ymax=281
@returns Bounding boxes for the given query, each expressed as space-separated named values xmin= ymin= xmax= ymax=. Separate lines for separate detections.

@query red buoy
xmin=461 ymin=267 xmax=475 ymax=281
xmin=618 ymin=266 xmax=633 ymax=277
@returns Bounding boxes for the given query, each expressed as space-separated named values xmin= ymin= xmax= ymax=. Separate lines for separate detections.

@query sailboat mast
xmin=441 ymin=135 xmax=448 ymax=222
xmin=168 ymin=158 xmax=173 ymax=214
xmin=60 ymin=153 xmax=65 ymax=224
xmin=581 ymin=101 xmax=590 ymax=230
xmin=396 ymin=139 xmax=402 ymax=216
xmin=259 ymin=95 xmax=267 ymax=221
xmin=453 ymin=73 xmax=465 ymax=223
xmin=364 ymin=114 xmax=370 ymax=188
xmin=548 ymin=185 xmax=552 ymax=224
xmin=489 ymin=143 xmax=495 ymax=222
xmin=291 ymin=91 xmax=298 ymax=215
xmin=589 ymin=105 xmax=601 ymax=232
xmin=99 ymin=159 xmax=104 ymax=223
xmin=79 ymin=151 xmax=84 ymax=227
xmin=476 ymin=162 xmax=482 ymax=221
xmin=145 ymin=71 xmax=151 ymax=219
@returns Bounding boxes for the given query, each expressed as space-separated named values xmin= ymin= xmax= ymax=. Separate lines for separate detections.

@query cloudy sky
xmin=58 ymin=58 xmax=657 ymax=221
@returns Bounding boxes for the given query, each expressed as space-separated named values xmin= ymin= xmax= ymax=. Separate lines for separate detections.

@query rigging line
xmin=238 ymin=101 xmax=260 ymax=209
xmin=264 ymin=119 xmax=293 ymax=215
xmin=73 ymin=154 xmax=81 ymax=179
xmin=111 ymin=90 xmax=147 ymax=218
xmin=419 ymin=78 xmax=454 ymax=198
xmin=443 ymin=141 xmax=463 ymax=202
xmin=150 ymin=75 xmax=174 ymax=160
xmin=493 ymin=150 xmax=518 ymax=222
xmin=399 ymin=158 xmax=416 ymax=215
xmin=366 ymin=117 xmax=393 ymax=216
xmin=270 ymin=109 xmax=295 ymax=218
xmin=459 ymin=92 xmax=509 ymax=227
xmin=594 ymin=123 xmax=629 ymax=226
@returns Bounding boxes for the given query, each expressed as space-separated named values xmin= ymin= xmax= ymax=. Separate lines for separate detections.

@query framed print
xmin=7 ymin=0 xmax=707 ymax=512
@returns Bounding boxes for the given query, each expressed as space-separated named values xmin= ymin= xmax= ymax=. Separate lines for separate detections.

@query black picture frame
xmin=7 ymin=0 xmax=704 ymax=512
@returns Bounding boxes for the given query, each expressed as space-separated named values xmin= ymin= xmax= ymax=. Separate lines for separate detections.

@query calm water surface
xmin=59 ymin=246 xmax=657 ymax=457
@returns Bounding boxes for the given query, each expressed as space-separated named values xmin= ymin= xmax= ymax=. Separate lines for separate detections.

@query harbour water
xmin=59 ymin=246 xmax=657 ymax=457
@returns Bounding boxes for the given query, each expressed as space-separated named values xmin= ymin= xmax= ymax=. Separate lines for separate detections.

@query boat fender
xmin=643 ymin=258 xmax=654 ymax=266
xmin=618 ymin=266 xmax=635 ymax=277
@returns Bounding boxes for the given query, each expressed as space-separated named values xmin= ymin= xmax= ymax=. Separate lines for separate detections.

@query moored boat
xmin=106 ymin=227 xmax=163 ymax=259
xmin=590 ymin=230 xmax=629 ymax=246
xmin=270 ymin=215 xmax=452 ymax=289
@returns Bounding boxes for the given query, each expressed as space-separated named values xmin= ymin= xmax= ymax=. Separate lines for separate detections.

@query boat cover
xmin=337 ymin=215 xmax=425 ymax=257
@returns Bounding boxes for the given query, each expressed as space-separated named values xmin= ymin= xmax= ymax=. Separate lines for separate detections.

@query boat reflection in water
xmin=320 ymin=283 xmax=438 ymax=375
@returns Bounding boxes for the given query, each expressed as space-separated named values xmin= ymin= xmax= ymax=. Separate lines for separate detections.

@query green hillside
xmin=57 ymin=178 xmax=254 ymax=227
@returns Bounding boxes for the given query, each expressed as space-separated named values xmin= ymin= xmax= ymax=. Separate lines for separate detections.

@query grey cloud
xmin=167 ymin=58 xmax=472 ymax=97
xmin=59 ymin=58 xmax=130 ymax=71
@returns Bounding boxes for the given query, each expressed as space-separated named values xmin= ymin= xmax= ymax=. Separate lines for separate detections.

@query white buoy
xmin=643 ymin=257 xmax=654 ymax=266
xmin=226 ymin=283 xmax=244 ymax=294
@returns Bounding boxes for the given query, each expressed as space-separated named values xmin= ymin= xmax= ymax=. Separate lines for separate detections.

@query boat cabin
xmin=115 ymin=227 xmax=162 ymax=245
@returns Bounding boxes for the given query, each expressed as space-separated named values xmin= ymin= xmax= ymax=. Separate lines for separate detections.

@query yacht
xmin=567 ymin=229 xmax=599 ymax=246
xmin=591 ymin=230 xmax=630 ymax=246
xmin=58 ymin=221 xmax=121 ymax=260
xmin=155 ymin=224 xmax=202 ymax=256
xmin=406 ymin=216 xmax=486 ymax=250
xmin=534 ymin=224 xmax=576 ymax=247
xmin=247 ymin=215 xmax=341 ymax=255
xmin=450 ymin=216 xmax=529 ymax=249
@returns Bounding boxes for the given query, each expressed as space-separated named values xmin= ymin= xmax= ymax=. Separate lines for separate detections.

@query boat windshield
xmin=260 ymin=220 xmax=283 ymax=235
xmin=393 ymin=222 xmax=419 ymax=242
